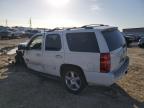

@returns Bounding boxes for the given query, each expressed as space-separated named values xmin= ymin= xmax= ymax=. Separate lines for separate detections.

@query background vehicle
xmin=138 ymin=37 xmax=144 ymax=48
xmin=124 ymin=34 xmax=141 ymax=42
xmin=18 ymin=24 xmax=129 ymax=94
xmin=12 ymin=30 xmax=25 ymax=38
xmin=124 ymin=35 xmax=135 ymax=46
xmin=0 ymin=30 xmax=13 ymax=39
xmin=25 ymin=30 xmax=40 ymax=38
xmin=122 ymin=33 xmax=135 ymax=46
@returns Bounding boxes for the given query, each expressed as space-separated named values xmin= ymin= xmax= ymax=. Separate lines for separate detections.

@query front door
xmin=24 ymin=35 xmax=44 ymax=72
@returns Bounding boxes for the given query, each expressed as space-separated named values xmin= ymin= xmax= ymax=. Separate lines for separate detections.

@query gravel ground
xmin=0 ymin=39 xmax=144 ymax=108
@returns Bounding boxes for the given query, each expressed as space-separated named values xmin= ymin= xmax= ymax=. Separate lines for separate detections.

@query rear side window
xmin=102 ymin=30 xmax=126 ymax=51
xmin=45 ymin=34 xmax=61 ymax=51
xmin=66 ymin=32 xmax=99 ymax=53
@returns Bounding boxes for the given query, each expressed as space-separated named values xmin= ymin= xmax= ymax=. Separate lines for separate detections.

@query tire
xmin=61 ymin=67 xmax=86 ymax=94
xmin=15 ymin=51 xmax=26 ymax=66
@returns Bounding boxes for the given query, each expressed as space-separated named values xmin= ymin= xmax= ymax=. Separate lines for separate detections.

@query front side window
xmin=28 ymin=35 xmax=42 ymax=50
xmin=66 ymin=32 xmax=99 ymax=53
xmin=45 ymin=34 xmax=61 ymax=51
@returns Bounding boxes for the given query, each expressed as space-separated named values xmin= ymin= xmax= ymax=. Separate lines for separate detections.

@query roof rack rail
xmin=81 ymin=24 xmax=109 ymax=29
xmin=45 ymin=24 xmax=109 ymax=32
xmin=46 ymin=27 xmax=64 ymax=32
xmin=66 ymin=27 xmax=78 ymax=30
xmin=46 ymin=27 xmax=80 ymax=32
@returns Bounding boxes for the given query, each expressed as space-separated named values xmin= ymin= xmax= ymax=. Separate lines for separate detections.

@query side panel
xmin=64 ymin=52 xmax=100 ymax=72
xmin=63 ymin=30 xmax=100 ymax=73
xmin=110 ymin=46 xmax=127 ymax=72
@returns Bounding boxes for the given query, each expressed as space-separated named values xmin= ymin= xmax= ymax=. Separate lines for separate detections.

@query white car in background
xmin=19 ymin=24 xmax=129 ymax=94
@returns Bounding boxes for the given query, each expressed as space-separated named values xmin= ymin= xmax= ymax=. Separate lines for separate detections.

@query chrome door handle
xmin=36 ymin=53 xmax=41 ymax=56
xmin=55 ymin=55 xmax=62 ymax=58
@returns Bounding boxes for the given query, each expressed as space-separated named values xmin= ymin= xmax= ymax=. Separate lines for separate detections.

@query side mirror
xmin=18 ymin=44 xmax=27 ymax=50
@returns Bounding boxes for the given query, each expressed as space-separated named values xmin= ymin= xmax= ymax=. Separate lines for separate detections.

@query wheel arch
xmin=60 ymin=64 xmax=87 ymax=84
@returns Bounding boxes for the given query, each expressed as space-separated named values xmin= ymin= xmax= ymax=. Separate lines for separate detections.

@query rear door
xmin=43 ymin=32 xmax=64 ymax=76
xmin=101 ymin=29 xmax=127 ymax=72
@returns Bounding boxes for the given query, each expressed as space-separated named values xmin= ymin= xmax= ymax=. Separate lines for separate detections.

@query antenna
xmin=5 ymin=19 xmax=8 ymax=27
xmin=29 ymin=18 xmax=32 ymax=28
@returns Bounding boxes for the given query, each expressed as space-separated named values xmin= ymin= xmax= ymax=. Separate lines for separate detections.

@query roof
xmin=45 ymin=24 xmax=117 ymax=32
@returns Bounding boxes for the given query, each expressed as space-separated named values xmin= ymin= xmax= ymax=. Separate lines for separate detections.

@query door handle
xmin=55 ymin=55 xmax=62 ymax=58
xmin=36 ymin=53 xmax=41 ymax=56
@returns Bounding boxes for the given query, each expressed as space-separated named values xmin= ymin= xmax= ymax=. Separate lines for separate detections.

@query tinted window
xmin=66 ymin=32 xmax=99 ymax=53
xmin=45 ymin=34 xmax=61 ymax=51
xmin=102 ymin=30 xmax=126 ymax=51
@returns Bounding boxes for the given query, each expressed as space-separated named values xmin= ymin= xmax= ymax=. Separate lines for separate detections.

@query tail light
xmin=100 ymin=53 xmax=111 ymax=73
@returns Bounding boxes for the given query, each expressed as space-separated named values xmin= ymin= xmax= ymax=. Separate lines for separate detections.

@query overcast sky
xmin=0 ymin=0 xmax=144 ymax=29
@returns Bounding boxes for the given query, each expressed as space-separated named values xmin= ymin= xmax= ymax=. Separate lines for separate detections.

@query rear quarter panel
xmin=63 ymin=30 xmax=100 ymax=73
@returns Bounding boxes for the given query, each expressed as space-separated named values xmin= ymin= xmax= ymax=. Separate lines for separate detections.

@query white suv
xmin=22 ymin=24 xmax=129 ymax=94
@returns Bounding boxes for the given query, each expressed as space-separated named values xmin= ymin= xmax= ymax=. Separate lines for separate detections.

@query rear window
xmin=102 ymin=30 xmax=126 ymax=51
xmin=66 ymin=32 xmax=99 ymax=53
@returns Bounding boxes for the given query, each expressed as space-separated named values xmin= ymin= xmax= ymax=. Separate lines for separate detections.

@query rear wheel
xmin=61 ymin=67 xmax=86 ymax=94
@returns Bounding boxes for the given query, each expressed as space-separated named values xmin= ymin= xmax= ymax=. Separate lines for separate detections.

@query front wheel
xmin=61 ymin=67 xmax=86 ymax=94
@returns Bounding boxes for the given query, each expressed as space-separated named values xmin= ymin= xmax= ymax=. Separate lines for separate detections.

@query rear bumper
xmin=85 ymin=56 xmax=129 ymax=86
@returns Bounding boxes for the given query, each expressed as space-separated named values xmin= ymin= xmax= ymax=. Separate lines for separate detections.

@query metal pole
xmin=29 ymin=18 xmax=32 ymax=28
xmin=5 ymin=19 xmax=8 ymax=27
